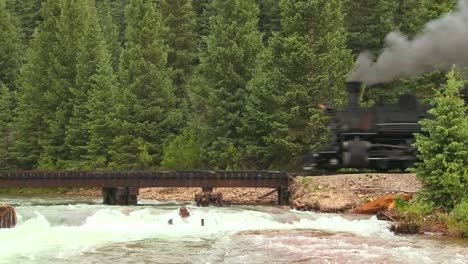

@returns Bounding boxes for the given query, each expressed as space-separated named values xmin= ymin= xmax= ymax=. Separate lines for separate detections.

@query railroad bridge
xmin=0 ymin=170 xmax=290 ymax=205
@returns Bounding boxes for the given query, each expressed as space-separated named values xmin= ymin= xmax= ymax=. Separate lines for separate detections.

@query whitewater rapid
xmin=0 ymin=196 xmax=466 ymax=263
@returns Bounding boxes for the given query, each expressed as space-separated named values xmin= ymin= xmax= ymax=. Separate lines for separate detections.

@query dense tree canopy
xmin=0 ymin=0 xmax=463 ymax=172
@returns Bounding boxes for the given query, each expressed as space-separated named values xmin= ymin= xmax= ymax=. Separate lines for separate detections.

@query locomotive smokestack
xmin=346 ymin=81 xmax=362 ymax=108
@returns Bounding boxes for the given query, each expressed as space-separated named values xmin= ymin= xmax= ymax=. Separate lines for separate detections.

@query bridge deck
xmin=0 ymin=170 xmax=289 ymax=188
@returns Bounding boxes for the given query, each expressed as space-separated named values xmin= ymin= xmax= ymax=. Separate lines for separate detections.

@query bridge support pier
xmin=102 ymin=187 xmax=139 ymax=205
xmin=202 ymin=187 xmax=213 ymax=193
xmin=277 ymin=187 xmax=290 ymax=205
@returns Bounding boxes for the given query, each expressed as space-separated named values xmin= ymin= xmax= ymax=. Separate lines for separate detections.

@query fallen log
xmin=0 ymin=205 xmax=16 ymax=228
xmin=352 ymin=193 xmax=412 ymax=214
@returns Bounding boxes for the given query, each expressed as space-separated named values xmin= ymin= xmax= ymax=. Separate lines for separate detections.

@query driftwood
xmin=0 ymin=205 xmax=16 ymax=228
xmin=353 ymin=194 xmax=413 ymax=214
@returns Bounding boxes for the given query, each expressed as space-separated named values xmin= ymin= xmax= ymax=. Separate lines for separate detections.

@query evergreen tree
xmin=258 ymin=0 xmax=281 ymax=44
xmin=413 ymin=69 xmax=468 ymax=211
xmin=0 ymin=0 xmax=22 ymax=90
xmin=344 ymin=0 xmax=397 ymax=55
xmin=109 ymin=0 xmax=178 ymax=169
xmin=192 ymin=0 xmax=211 ymax=49
xmin=368 ymin=0 xmax=458 ymax=105
xmin=395 ymin=0 xmax=427 ymax=35
xmin=64 ymin=1 xmax=110 ymax=168
xmin=14 ymin=0 xmax=107 ymax=169
xmin=186 ymin=0 xmax=263 ymax=169
xmin=240 ymin=0 xmax=353 ymax=169
xmin=83 ymin=41 xmax=119 ymax=169
xmin=96 ymin=0 xmax=122 ymax=72
xmin=6 ymin=0 xmax=42 ymax=45
xmin=0 ymin=84 xmax=16 ymax=169
xmin=159 ymin=0 xmax=197 ymax=104
xmin=423 ymin=0 xmax=457 ymax=21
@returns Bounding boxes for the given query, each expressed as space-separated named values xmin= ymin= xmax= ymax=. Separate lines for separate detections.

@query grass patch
xmin=447 ymin=200 xmax=468 ymax=238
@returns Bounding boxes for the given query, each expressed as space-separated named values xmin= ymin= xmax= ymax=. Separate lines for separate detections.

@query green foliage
xmin=5 ymin=0 xmax=42 ymax=45
xmin=110 ymin=0 xmax=179 ymax=169
xmin=65 ymin=2 xmax=110 ymax=168
xmin=240 ymin=0 xmax=352 ymax=169
xmin=0 ymin=84 xmax=16 ymax=169
xmin=422 ymin=0 xmax=457 ymax=21
xmin=96 ymin=0 xmax=122 ymax=72
xmin=447 ymin=199 xmax=468 ymax=237
xmin=188 ymin=0 xmax=263 ymax=169
xmin=344 ymin=0 xmax=397 ymax=55
xmin=159 ymin=0 xmax=197 ymax=106
xmin=0 ymin=0 xmax=22 ymax=90
xmin=394 ymin=197 xmax=435 ymax=222
xmin=160 ymin=128 xmax=204 ymax=170
xmin=82 ymin=41 xmax=119 ymax=169
xmin=413 ymin=69 xmax=468 ymax=211
xmin=258 ymin=0 xmax=281 ymax=43
xmin=1 ymin=0 xmax=462 ymax=172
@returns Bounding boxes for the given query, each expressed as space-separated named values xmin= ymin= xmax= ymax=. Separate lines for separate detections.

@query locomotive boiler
xmin=305 ymin=81 xmax=432 ymax=171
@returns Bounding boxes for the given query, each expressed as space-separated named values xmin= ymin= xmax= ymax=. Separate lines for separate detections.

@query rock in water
xmin=0 ymin=205 xmax=16 ymax=228
xmin=390 ymin=221 xmax=421 ymax=235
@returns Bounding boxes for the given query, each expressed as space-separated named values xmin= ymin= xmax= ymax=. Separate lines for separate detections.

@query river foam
xmin=0 ymin=200 xmax=466 ymax=263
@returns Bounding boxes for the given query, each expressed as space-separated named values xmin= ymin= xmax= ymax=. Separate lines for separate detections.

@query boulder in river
xmin=0 ymin=205 xmax=16 ymax=228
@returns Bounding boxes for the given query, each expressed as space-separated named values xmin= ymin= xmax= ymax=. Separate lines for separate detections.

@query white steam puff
xmin=349 ymin=0 xmax=468 ymax=85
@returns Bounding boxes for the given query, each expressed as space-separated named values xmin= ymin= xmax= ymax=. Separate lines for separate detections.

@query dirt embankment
xmin=290 ymin=173 xmax=421 ymax=213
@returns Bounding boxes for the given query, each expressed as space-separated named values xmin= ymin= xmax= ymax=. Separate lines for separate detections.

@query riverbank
xmin=290 ymin=173 xmax=421 ymax=213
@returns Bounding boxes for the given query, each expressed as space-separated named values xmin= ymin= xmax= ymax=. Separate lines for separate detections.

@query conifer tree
xmin=14 ymin=0 xmax=108 ymax=169
xmin=187 ymin=0 xmax=263 ymax=169
xmin=0 ymin=0 xmax=22 ymax=90
xmin=240 ymin=0 xmax=352 ymax=169
xmin=344 ymin=0 xmax=397 ymax=55
xmin=83 ymin=41 xmax=119 ymax=169
xmin=413 ymin=69 xmax=468 ymax=211
xmin=109 ymin=0 xmax=178 ymax=169
xmin=65 ymin=1 xmax=110 ymax=168
xmin=5 ymin=0 xmax=42 ymax=45
xmin=258 ymin=0 xmax=281 ymax=43
xmin=0 ymin=84 xmax=16 ymax=169
xmin=395 ymin=0 xmax=427 ymax=35
xmin=159 ymin=0 xmax=197 ymax=104
xmin=96 ymin=0 xmax=122 ymax=72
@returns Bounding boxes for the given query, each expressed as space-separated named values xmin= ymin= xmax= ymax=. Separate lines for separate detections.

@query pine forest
xmin=0 ymin=0 xmax=460 ymax=171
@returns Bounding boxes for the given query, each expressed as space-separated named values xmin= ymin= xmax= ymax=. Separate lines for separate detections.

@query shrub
xmin=412 ymin=69 xmax=468 ymax=211
xmin=447 ymin=199 xmax=468 ymax=237
xmin=160 ymin=128 xmax=204 ymax=170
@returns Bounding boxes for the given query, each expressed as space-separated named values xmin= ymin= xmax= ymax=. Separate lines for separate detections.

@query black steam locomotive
xmin=305 ymin=81 xmax=432 ymax=171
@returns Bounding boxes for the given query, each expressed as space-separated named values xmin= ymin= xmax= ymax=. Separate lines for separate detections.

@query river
xmin=0 ymin=195 xmax=467 ymax=264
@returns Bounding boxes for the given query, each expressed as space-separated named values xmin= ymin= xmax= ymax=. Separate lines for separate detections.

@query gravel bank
xmin=290 ymin=173 xmax=422 ymax=212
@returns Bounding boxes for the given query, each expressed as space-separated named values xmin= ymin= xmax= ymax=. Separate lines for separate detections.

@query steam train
xmin=304 ymin=81 xmax=433 ymax=171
